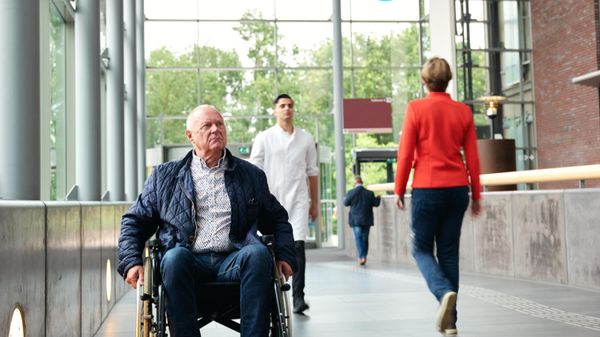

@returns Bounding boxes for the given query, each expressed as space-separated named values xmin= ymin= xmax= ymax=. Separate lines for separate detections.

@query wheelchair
xmin=135 ymin=235 xmax=293 ymax=337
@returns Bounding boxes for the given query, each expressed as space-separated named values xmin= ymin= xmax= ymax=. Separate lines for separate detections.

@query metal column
xmin=106 ymin=0 xmax=125 ymax=201
xmin=486 ymin=0 xmax=504 ymax=135
xmin=124 ymin=0 xmax=138 ymax=200
xmin=0 ymin=1 xmax=40 ymax=200
xmin=74 ymin=0 xmax=101 ymax=201
xmin=136 ymin=0 xmax=146 ymax=191
xmin=332 ymin=0 xmax=346 ymax=247
xmin=430 ymin=0 xmax=458 ymax=98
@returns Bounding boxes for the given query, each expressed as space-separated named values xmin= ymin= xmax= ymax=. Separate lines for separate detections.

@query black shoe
xmin=293 ymin=298 xmax=310 ymax=313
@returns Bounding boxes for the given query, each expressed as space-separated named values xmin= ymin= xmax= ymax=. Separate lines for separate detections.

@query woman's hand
xmin=395 ymin=194 xmax=405 ymax=210
xmin=471 ymin=199 xmax=482 ymax=217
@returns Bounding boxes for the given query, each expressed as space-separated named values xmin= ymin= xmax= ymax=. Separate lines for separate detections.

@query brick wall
xmin=531 ymin=0 xmax=600 ymax=188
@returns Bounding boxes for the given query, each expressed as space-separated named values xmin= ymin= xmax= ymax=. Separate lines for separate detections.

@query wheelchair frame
xmin=135 ymin=236 xmax=292 ymax=337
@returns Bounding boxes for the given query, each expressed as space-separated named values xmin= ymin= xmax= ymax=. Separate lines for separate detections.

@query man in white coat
xmin=249 ymin=93 xmax=319 ymax=314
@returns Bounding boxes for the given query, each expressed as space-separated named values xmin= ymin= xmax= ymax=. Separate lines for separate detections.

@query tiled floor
xmin=96 ymin=248 xmax=600 ymax=337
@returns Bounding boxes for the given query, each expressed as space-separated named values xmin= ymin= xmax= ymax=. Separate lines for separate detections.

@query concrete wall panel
xmin=344 ymin=190 xmax=600 ymax=292
xmin=81 ymin=203 xmax=102 ymax=337
xmin=460 ymin=210 xmax=475 ymax=273
xmin=101 ymin=204 xmax=117 ymax=318
xmin=512 ymin=192 xmax=567 ymax=284
xmin=374 ymin=202 xmax=394 ymax=262
xmin=394 ymin=197 xmax=413 ymax=265
xmin=564 ymin=189 xmax=600 ymax=289
xmin=0 ymin=202 xmax=46 ymax=337
xmin=46 ymin=203 xmax=82 ymax=337
xmin=114 ymin=203 xmax=129 ymax=299
xmin=473 ymin=193 xmax=514 ymax=276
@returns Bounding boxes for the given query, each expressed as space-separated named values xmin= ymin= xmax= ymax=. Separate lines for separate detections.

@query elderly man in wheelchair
xmin=117 ymin=104 xmax=296 ymax=337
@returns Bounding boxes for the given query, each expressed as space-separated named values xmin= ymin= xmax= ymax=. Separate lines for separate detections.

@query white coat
xmin=249 ymin=124 xmax=319 ymax=241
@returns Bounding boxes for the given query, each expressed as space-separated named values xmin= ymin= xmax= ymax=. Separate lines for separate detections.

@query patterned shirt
xmin=190 ymin=151 xmax=234 ymax=253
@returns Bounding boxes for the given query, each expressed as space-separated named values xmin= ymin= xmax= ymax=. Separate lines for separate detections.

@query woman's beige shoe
xmin=436 ymin=291 xmax=457 ymax=332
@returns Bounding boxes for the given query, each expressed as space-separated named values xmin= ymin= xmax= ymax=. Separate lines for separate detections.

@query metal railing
xmin=367 ymin=164 xmax=600 ymax=192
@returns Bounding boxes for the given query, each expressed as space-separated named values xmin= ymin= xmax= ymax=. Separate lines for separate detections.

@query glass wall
xmin=144 ymin=0 xmax=428 ymax=174
xmin=49 ymin=1 xmax=68 ymax=200
xmin=454 ymin=0 xmax=536 ymax=175
xmin=143 ymin=0 xmax=428 ymax=244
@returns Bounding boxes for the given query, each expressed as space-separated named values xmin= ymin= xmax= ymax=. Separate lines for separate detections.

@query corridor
xmin=96 ymin=248 xmax=600 ymax=337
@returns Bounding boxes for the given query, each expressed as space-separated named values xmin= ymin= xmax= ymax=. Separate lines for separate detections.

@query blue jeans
xmin=410 ymin=187 xmax=469 ymax=304
xmin=160 ymin=244 xmax=272 ymax=337
xmin=352 ymin=226 xmax=371 ymax=259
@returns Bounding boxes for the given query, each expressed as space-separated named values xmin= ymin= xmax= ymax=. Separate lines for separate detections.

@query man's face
xmin=273 ymin=97 xmax=295 ymax=122
xmin=185 ymin=107 xmax=227 ymax=156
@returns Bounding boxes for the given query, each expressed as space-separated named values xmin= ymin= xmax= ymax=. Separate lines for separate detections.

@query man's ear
xmin=185 ymin=130 xmax=193 ymax=142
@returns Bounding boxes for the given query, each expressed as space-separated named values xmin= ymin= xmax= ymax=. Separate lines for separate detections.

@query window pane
xmin=502 ymin=51 xmax=520 ymax=87
xmin=145 ymin=22 xmax=198 ymax=63
xmin=146 ymin=70 xmax=198 ymax=117
xmin=50 ymin=3 xmax=67 ymax=200
xmin=455 ymin=21 xmax=487 ymax=50
xmin=276 ymin=22 xmax=333 ymax=67
xmin=275 ymin=0 xmax=331 ymax=20
xmin=232 ymin=70 xmax=278 ymax=116
xmin=454 ymin=0 xmax=486 ymax=23
xmin=198 ymin=70 xmax=244 ymax=109
xmin=348 ymin=23 xmax=421 ymax=67
xmin=162 ymin=118 xmax=189 ymax=144
xmin=344 ymin=0 xmax=421 ymax=21
xmin=281 ymin=69 xmax=333 ymax=114
xmin=146 ymin=118 xmax=162 ymax=148
xmin=198 ymin=0 xmax=274 ymax=20
xmin=145 ymin=0 xmax=199 ymax=20
xmin=200 ymin=21 xmax=275 ymax=68
xmin=350 ymin=68 xmax=394 ymax=98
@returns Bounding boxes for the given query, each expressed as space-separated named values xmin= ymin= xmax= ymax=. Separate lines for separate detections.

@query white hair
xmin=186 ymin=104 xmax=220 ymax=130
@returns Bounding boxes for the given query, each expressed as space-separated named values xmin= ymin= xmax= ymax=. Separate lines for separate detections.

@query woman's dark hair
xmin=421 ymin=57 xmax=452 ymax=92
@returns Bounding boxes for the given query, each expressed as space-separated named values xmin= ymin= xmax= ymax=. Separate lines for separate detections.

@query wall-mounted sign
xmin=343 ymin=98 xmax=393 ymax=133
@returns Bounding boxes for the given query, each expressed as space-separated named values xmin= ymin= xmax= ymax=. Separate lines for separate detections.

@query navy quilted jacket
xmin=343 ymin=185 xmax=381 ymax=227
xmin=117 ymin=149 xmax=297 ymax=277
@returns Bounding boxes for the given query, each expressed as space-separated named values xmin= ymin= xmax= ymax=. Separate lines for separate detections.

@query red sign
xmin=343 ymin=98 xmax=393 ymax=133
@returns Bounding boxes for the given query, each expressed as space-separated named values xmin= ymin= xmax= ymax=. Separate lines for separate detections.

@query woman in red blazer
xmin=395 ymin=57 xmax=482 ymax=335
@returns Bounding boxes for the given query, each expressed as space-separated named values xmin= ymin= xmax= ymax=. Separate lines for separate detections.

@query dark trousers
xmin=410 ymin=186 xmax=469 ymax=323
xmin=161 ymin=245 xmax=272 ymax=337
xmin=292 ymin=240 xmax=306 ymax=301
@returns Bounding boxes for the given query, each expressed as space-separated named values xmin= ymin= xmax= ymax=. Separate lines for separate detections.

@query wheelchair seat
xmin=136 ymin=236 xmax=292 ymax=337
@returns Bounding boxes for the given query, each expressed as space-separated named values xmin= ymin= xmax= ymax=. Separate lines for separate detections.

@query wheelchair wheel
xmin=271 ymin=276 xmax=292 ymax=337
xmin=136 ymin=247 xmax=153 ymax=337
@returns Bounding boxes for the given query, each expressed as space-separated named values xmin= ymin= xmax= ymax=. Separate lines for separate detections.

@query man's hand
xmin=395 ymin=194 xmax=405 ymax=210
xmin=125 ymin=265 xmax=144 ymax=289
xmin=276 ymin=260 xmax=293 ymax=281
xmin=309 ymin=202 xmax=318 ymax=221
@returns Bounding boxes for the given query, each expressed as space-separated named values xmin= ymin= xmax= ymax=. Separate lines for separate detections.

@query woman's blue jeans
xmin=410 ymin=186 xmax=469 ymax=303
xmin=160 ymin=244 xmax=272 ymax=337
xmin=352 ymin=226 xmax=371 ymax=259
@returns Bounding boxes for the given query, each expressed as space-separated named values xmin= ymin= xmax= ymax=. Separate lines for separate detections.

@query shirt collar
xmin=192 ymin=149 xmax=227 ymax=170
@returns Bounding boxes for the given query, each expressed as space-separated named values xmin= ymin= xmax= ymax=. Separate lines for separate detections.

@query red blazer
xmin=394 ymin=92 xmax=481 ymax=201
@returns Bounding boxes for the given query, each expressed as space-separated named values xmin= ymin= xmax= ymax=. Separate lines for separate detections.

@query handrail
xmin=367 ymin=164 xmax=600 ymax=192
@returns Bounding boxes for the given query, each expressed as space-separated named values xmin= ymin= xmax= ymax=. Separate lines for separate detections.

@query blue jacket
xmin=343 ymin=185 xmax=381 ymax=227
xmin=117 ymin=149 xmax=297 ymax=277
